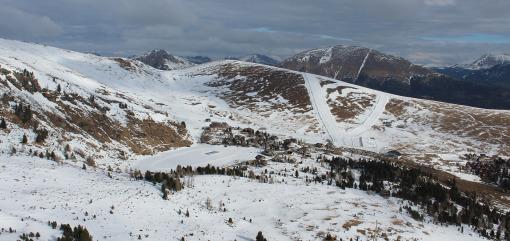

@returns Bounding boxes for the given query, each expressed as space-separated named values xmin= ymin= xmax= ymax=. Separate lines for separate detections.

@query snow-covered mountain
xmin=237 ymin=54 xmax=280 ymax=66
xmin=434 ymin=54 xmax=510 ymax=88
xmin=134 ymin=49 xmax=195 ymax=70
xmin=281 ymin=45 xmax=434 ymax=84
xmin=465 ymin=53 xmax=510 ymax=70
xmin=1 ymin=38 xmax=509 ymax=241
xmin=225 ymin=54 xmax=280 ymax=66
xmin=281 ymin=45 xmax=510 ymax=109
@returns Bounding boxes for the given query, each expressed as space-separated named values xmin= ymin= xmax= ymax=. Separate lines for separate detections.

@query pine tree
xmin=0 ymin=118 xmax=6 ymax=129
xmin=162 ymin=184 xmax=168 ymax=200
xmin=56 ymin=84 xmax=61 ymax=93
xmin=21 ymin=134 xmax=28 ymax=144
xmin=35 ymin=129 xmax=48 ymax=143
xmin=256 ymin=231 xmax=267 ymax=241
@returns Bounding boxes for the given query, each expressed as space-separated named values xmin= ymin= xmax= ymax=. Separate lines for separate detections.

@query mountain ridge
xmin=280 ymin=45 xmax=510 ymax=109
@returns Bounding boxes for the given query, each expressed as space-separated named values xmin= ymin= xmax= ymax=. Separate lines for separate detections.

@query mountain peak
xmin=238 ymin=54 xmax=280 ymax=66
xmin=467 ymin=53 xmax=510 ymax=69
xmin=135 ymin=49 xmax=194 ymax=70
xmin=281 ymin=45 xmax=432 ymax=84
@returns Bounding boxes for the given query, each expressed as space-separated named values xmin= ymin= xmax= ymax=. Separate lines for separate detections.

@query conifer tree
xmin=0 ymin=118 xmax=6 ymax=129
xmin=256 ymin=231 xmax=267 ymax=241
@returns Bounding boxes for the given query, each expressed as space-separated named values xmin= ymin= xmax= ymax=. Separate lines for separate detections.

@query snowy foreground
xmin=0 ymin=153 xmax=487 ymax=241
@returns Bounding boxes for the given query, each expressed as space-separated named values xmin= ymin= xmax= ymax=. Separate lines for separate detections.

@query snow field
xmin=0 ymin=152 xmax=488 ymax=241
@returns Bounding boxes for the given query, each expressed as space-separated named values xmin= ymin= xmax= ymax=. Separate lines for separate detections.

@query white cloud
xmin=0 ymin=6 xmax=62 ymax=39
xmin=424 ymin=0 xmax=456 ymax=6
xmin=1 ymin=0 xmax=509 ymax=65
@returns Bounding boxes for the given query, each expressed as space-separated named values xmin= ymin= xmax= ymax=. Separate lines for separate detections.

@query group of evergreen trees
xmin=19 ymin=128 xmax=48 ymax=145
xmin=131 ymin=164 xmax=250 ymax=199
xmin=326 ymin=156 xmax=510 ymax=240
xmin=465 ymin=156 xmax=510 ymax=191
xmin=18 ymin=231 xmax=41 ymax=241
xmin=14 ymin=103 xmax=32 ymax=123
xmin=11 ymin=69 xmax=41 ymax=93
xmin=202 ymin=123 xmax=284 ymax=152
xmin=48 ymin=221 xmax=93 ymax=241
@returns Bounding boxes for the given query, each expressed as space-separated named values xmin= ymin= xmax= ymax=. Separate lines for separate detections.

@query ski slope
xmin=346 ymin=94 xmax=389 ymax=136
xmin=303 ymin=73 xmax=343 ymax=144
xmin=303 ymin=73 xmax=389 ymax=149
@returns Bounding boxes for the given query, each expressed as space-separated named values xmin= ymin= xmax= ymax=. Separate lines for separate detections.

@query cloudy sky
xmin=1 ymin=0 xmax=509 ymax=65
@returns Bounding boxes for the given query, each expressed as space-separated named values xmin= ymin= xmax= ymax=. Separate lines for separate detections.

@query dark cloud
xmin=0 ymin=0 xmax=509 ymax=65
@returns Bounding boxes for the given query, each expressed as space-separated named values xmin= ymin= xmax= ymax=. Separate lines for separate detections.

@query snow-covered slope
xmin=0 ymin=154 xmax=489 ymax=241
xmin=0 ymin=39 xmax=191 ymax=165
xmin=0 ymin=38 xmax=508 ymax=165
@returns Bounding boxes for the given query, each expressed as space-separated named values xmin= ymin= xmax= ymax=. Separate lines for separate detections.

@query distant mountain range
xmin=280 ymin=46 xmax=510 ymax=109
xmin=226 ymin=54 xmax=281 ymax=66
xmin=134 ymin=51 xmax=280 ymax=70
xmin=463 ymin=53 xmax=510 ymax=70
xmin=132 ymin=47 xmax=510 ymax=109
xmin=434 ymin=54 xmax=510 ymax=88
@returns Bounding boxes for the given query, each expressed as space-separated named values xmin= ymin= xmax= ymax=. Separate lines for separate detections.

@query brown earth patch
xmin=385 ymin=98 xmax=510 ymax=156
xmin=208 ymin=63 xmax=311 ymax=113
xmin=342 ymin=219 xmax=363 ymax=230
xmin=326 ymin=86 xmax=376 ymax=121
xmin=391 ymin=218 xmax=404 ymax=226
xmin=113 ymin=58 xmax=135 ymax=71
xmin=384 ymin=98 xmax=411 ymax=117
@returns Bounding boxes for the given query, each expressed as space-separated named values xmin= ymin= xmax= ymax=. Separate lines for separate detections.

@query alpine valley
xmin=1 ymin=38 xmax=509 ymax=241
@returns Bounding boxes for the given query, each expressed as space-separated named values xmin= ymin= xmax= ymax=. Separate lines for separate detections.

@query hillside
xmin=281 ymin=46 xmax=510 ymax=109
xmin=0 ymin=38 xmax=508 ymax=163
xmin=0 ymin=39 xmax=192 ymax=164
